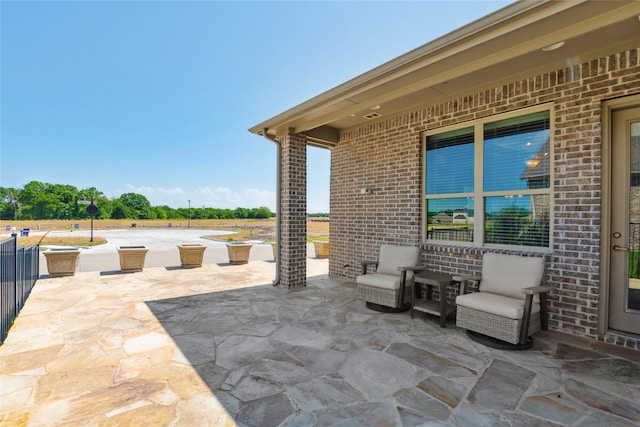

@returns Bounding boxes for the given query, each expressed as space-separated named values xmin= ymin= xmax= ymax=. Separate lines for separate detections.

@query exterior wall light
xmin=360 ymin=187 xmax=373 ymax=194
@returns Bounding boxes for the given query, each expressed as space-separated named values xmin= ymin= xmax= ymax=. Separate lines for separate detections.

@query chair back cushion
xmin=480 ymin=253 xmax=544 ymax=300
xmin=376 ymin=245 xmax=420 ymax=276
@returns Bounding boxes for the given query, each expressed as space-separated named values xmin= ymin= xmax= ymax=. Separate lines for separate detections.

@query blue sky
xmin=1 ymin=0 xmax=511 ymax=213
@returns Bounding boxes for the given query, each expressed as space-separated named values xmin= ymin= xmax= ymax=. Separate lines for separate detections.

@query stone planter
xmin=270 ymin=242 xmax=277 ymax=261
xmin=117 ymin=246 xmax=148 ymax=272
xmin=226 ymin=243 xmax=253 ymax=265
xmin=43 ymin=248 xmax=81 ymax=277
xmin=313 ymin=241 xmax=329 ymax=259
xmin=178 ymin=244 xmax=207 ymax=268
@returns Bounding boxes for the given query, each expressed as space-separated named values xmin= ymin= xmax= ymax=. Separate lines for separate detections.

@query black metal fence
xmin=1 ymin=235 xmax=39 ymax=344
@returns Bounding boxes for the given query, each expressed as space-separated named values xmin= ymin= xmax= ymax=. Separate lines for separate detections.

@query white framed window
xmin=422 ymin=106 xmax=553 ymax=250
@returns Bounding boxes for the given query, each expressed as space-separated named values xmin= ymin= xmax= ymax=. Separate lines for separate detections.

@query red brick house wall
xmin=329 ymin=48 xmax=640 ymax=349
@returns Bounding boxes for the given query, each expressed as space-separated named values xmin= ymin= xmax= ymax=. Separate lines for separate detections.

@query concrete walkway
xmin=1 ymin=260 xmax=639 ymax=426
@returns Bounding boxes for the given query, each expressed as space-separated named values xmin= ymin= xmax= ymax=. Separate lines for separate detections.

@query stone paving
xmin=1 ymin=259 xmax=639 ymax=426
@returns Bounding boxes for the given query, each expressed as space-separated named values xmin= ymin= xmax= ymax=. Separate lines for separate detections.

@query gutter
xmin=262 ymin=129 xmax=281 ymax=286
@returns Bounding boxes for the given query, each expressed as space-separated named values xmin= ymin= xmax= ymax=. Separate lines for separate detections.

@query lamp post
xmin=90 ymin=197 xmax=94 ymax=242
xmin=188 ymin=199 xmax=191 ymax=229
xmin=79 ymin=197 xmax=98 ymax=242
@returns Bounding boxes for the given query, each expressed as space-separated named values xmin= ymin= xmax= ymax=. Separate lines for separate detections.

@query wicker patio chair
xmin=455 ymin=253 xmax=553 ymax=350
xmin=356 ymin=244 xmax=424 ymax=313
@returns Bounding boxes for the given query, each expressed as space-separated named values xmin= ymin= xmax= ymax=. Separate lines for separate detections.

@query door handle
xmin=613 ymin=245 xmax=629 ymax=252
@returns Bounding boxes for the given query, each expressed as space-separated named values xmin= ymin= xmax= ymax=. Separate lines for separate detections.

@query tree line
xmin=0 ymin=181 xmax=274 ymax=221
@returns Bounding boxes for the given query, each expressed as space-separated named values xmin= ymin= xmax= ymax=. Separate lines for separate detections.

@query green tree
xmin=94 ymin=196 xmax=114 ymax=219
xmin=31 ymin=193 xmax=59 ymax=219
xmin=0 ymin=187 xmax=22 ymax=220
xmin=234 ymin=207 xmax=249 ymax=219
xmin=175 ymin=208 xmax=188 ymax=219
xmin=221 ymin=209 xmax=235 ymax=219
xmin=19 ymin=181 xmax=48 ymax=219
xmin=19 ymin=181 xmax=84 ymax=220
xmin=201 ymin=207 xmax=217 ymax=219
xmin=153 ymin=205 xmax=174 ymax=220
xmin=118 ymin=193 xmax=153 ymax=219
xmin=252 ymin=206 xmax=273 ymax=219
xmin=110 ymin=199 xmax=131 ymax=219
xmin=51 ymin=184 xmax=80 ymax=219
xmin=0 ymin=181 xmax=278 ymax=221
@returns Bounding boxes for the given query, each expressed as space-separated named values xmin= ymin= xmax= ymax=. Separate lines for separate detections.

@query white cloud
xmin=121 ymin=184 xmax=276 ymax=210
xmin=119 ymin=183 xmax=329 ymax=213
xmin=194 ymin=186 xmax=276 ymax=210
xmin=125 ymin=184 xmax=186 ymax=197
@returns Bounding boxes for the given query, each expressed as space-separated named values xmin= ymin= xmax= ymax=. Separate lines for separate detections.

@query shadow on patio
xmin=1 ymin=259 xmax=639 ymax=426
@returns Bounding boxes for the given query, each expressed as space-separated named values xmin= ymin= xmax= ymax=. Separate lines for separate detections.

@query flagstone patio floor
xmin=1 ymin=259 xmax=639 ymax=426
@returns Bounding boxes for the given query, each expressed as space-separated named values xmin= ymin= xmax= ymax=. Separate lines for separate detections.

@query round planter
xmin=177 ymin=244 xmax=207 ymax=268
xmin=43 ymin=248 xmax=81 ymax=277
xmin=226 ymin=243 xmax=253 ymax=265
xmin=313 ymin=241 xmax=329 ymax=259
xmin=117 ymin=245 xmax=149 ymax=272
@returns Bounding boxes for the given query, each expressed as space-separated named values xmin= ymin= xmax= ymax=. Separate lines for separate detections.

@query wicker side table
xmin=411 ymin=270 xmax=461 ymax=327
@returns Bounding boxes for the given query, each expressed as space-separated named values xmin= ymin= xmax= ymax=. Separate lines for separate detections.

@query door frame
xmin=599 ymin=93 xmax=640 ymax=337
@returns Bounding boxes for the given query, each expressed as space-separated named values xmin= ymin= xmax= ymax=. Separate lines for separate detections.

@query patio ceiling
xmin=249 ymin=0 xmax=640 ymax=148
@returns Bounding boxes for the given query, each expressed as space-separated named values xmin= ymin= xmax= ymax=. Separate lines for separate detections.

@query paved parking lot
xmin=37 ymin=228 xmax=322 ymax=275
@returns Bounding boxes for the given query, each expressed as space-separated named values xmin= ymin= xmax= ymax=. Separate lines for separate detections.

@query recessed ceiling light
xmin=542 ymin=41 xmax=565 ymax=52
xmin=363 ymin=112 xmax=382 ymax=120
xmin=369 ymin=105 xmax=381 ymax=110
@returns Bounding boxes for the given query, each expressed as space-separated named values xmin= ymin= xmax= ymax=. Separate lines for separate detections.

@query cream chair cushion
xmin=480 ymin=253 xmax=544 ymax=303
xmin=456 ymin=292 xmax=541 ymax=320
xmin=356 ymin=273 xmax=403 ymax=290
xmin=375 ymin=245 xmax=420 ymax=277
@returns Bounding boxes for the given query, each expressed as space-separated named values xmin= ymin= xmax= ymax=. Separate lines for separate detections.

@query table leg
xmin=410 ymin=282 xmax=416 ymax=319
xmin=439 ymin=283 xmax=447 ymax=328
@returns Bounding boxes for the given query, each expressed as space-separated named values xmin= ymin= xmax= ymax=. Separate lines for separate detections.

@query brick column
xmin=279 ymin=131 xmax=307 ymax=288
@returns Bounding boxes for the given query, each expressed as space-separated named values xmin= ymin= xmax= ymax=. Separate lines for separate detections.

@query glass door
xmin=609 ymin=106 xmax=640 ymax=335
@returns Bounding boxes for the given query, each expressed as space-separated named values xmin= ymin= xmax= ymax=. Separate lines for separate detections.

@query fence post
xmin=1 ymin=233 xmax=39 ymax=344
xmin=12 ymin=233 xmax=18 ymax=315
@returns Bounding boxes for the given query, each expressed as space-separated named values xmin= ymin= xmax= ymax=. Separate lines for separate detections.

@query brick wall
xmin=280 ymin=132 xmax=307 ymax=288
xmin=329 ymin=48 xmax=640 ymax=349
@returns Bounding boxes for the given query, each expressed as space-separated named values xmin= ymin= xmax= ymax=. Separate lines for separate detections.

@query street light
xmin=88 ymin=197 xmax=96 ymax=242
xmin=188 ymin=199 xmax=191 ymax=229
xmin=78 ymin=197 xmax=98 ymax=242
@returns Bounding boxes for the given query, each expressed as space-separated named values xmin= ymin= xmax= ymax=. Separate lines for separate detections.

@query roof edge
xmin=249 ymin=0 xmax=581 ymax=136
